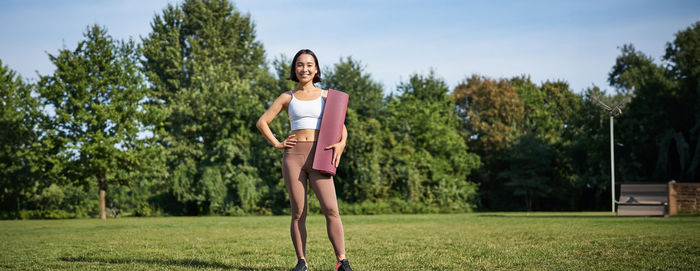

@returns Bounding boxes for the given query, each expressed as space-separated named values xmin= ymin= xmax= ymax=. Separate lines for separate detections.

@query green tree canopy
xmin=141 ymin=0 xmax=277 ymax=215
xmin=323 ymin=56 xmax=385 ymax=119
xmin=499 ymin=133 xmax=554 ymax=211
xmin=452 ymin=75 xmax=524 ymax=154
xmin=610 ymin=34 xmax=698 ymax=182
xmin=0 ymin=60 xmax=42 ymax=215
xmin=38 ymin=25 xmax=150 ymax=219
xmin=384 ymin=71 xmax=480 ymax=211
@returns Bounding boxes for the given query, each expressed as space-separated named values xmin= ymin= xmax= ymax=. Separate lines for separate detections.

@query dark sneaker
xmin=292 ymin=259 xmax=308 ymax=271
xmin=335 ymin=259 xmax=353 ymax=271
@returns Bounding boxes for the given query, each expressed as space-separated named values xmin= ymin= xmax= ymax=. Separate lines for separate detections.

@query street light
xmin=591 ymin=94 xmax=630 ymax=213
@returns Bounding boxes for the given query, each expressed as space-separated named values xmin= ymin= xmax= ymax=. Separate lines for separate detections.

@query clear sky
xmin=1 ymin=0 xmax=699 ymax=94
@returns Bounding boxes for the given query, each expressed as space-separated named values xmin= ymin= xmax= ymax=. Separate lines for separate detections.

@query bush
xmin=17 ymin=209 xmax=78 ymax=219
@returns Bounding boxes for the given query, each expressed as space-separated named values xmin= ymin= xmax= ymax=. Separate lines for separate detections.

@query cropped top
xmin=288 ymin=90 xmax=325 ymax=131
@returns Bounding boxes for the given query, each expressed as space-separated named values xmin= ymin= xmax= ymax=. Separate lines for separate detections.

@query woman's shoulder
xmin=278 ymin=90 xmax=293 ymax=100
xmin=272 ymin=91 xmax=293 ymax=107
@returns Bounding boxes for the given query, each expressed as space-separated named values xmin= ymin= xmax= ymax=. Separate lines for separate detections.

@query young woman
xmin=256 ymin=49 xmax=353 ymax=271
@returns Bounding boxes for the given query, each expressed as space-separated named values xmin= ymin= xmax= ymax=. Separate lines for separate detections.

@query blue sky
xmin=1 ymin=0 xmax=699 ymax=94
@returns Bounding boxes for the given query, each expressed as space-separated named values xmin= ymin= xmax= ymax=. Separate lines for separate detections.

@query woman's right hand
xmin=276 ymin=134 xmax=297 ymax=149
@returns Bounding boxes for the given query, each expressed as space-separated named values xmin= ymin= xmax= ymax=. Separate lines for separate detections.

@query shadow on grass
xmin=58 ymin=256 xmax=283 ymax=270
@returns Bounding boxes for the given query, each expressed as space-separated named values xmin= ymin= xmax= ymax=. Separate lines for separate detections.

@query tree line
xmin=2 ymin=0 xmax=698 ymax=219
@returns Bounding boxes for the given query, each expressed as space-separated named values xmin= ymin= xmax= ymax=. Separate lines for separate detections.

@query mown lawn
xmin=1 ymin=212 xmax=698 ymax=270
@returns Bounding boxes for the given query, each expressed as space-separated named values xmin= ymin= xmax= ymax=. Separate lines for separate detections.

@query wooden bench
xmin=616 ymin=184 xmax=668 ymax=216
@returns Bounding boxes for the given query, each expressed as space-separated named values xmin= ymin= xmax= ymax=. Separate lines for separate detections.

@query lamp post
xmin=609 ymin=113 xmax=616 ymax=213
xmin=591 ymin=95 xmax=628 ymax=213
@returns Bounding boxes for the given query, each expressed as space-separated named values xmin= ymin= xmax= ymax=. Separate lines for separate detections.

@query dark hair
xmin=289 ymin=49 xmax=322 ymax=83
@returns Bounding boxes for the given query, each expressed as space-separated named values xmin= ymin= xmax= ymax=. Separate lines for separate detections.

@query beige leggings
xmin=282 ymin=141 xmax=345 ymax=259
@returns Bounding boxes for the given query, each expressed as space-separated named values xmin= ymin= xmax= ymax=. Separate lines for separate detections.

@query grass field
xmin=1 ymin=212 xmax=699 ymax=270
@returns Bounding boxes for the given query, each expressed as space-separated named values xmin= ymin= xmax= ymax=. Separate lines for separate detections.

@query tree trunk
xmin=525 ymin=192 xmax=533 ymax=213
xmin=99 ymin=182 xmax=107 ymax=220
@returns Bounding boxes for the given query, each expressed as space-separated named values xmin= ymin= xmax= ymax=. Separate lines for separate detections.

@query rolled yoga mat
xmin=312 ymin=89 xmax=349 ymax=176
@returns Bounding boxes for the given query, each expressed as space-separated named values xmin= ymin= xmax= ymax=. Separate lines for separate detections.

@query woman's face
xmin=295 ymin=53 xmax=317 ymax=84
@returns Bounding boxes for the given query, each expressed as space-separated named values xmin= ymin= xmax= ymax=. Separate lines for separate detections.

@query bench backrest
xmin=619 ymin=184 xmax=668 ymax=203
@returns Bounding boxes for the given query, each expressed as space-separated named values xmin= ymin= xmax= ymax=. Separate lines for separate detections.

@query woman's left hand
xmin=325 ymin=141 xmax=346 ymax=167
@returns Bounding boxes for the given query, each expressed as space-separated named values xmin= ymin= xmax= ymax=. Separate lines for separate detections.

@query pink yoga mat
xmin=313 ymin=89 xmax=349 ymax=176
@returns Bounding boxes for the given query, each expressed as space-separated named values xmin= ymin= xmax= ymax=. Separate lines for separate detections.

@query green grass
xmin=1 ymin=212 xmax=699 ymax=270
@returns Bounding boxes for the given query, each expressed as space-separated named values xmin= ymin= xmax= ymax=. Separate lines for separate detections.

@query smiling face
xmin=289 ymin=49 xmax=321 ymax=83
xmin=295 ymin=53 xmax=317 ymax=84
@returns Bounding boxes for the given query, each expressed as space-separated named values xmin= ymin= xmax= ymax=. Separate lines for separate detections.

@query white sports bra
xmin=288 ymin=90 xmax=325 ymax=131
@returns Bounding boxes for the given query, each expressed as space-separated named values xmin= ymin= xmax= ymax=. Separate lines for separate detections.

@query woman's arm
xmin=325 ymin=124 xmax=348 ymax=167
xmin=340 ymin=124 xmax=347 ymax=145
xmin=256 ymin=93 xmax=295 ymax=149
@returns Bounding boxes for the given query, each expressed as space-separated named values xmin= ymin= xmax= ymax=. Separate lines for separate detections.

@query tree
xmin=499 ymin=133 xmax=553 ymax=211
xmin=511 ymin=77 xmax=580 ymax=144
xmin=661 ymin=21 xmax=700 ymax=180
xmin=0 ymin=60 xmax=42 ymax=216
xmin=609 ymin=42 xmax=694 ymax=182
xmin=454 ymin=74 xmax=586 ymax=210
xmin=452 ymin=75 xmax=524 ymax=153
xmin=510 ymin=77 xmax=582 ymax=210
xmin=322 ymin=56 xmax=384 ymax=118
xmin=141 ymin=0 xmax=277 ymax=215
xmin=38 ymin=25 xmax=150 ymax=219
xmin=384 ymin=71 xmax=480 ymax=211
xmin=452 ymin=75 xmax=523 ymax=210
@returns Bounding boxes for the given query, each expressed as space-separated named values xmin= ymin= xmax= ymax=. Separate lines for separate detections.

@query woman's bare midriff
xmin=291 ymin=129 xmax=320 ymax=141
